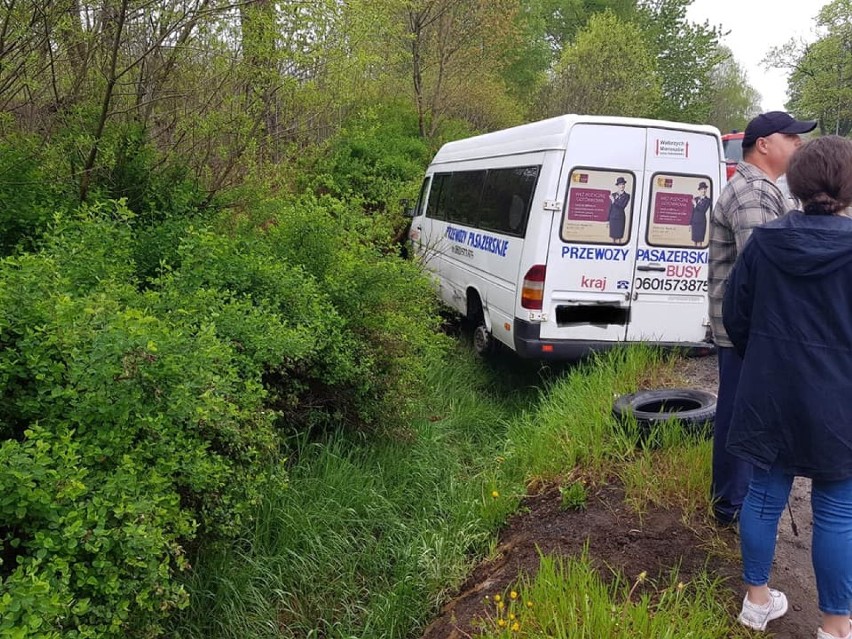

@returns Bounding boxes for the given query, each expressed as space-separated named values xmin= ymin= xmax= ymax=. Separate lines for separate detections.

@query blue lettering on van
xmin=445 ymin=225 xmax=508 ymax=257
xmin=467 ymin=232 xmax=509 ymax=257
xmin=445 ymin=225 xmax=468 ymax=243
xmin=636 ymin=248 xmax=708 ymax=264
xmin=560 ymin=246 xmax=630 ymax=261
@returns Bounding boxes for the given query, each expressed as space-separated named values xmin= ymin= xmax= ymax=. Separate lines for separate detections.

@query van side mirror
xmin=400 ymin=198 xmax=415 ymax=218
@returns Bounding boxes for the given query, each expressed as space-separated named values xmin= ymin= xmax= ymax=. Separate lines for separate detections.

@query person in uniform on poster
xmin=608 ymin=177 xmax=630 ymax=243
xmin=691 ymin=181 xmax=711 ymax=246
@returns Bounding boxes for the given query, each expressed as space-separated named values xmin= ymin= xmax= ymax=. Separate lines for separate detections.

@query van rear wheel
xmin=472 ymin=323 xmax=493 ymax=356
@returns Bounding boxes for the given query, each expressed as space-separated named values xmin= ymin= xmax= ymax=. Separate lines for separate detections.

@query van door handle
xmin=636 ymin=264 xmax=666 ymax=272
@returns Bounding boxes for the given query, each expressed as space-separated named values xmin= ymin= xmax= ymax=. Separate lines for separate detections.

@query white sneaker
xmin=737 ymin=589 xmax=788 ymax=631
xmin=817 ymin=621 xmax=852 ymax=639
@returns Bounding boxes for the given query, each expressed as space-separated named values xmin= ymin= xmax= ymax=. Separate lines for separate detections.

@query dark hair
xmin=787 ymin=135 xmax=852 ymax=215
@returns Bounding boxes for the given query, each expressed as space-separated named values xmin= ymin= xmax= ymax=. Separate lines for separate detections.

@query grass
xmin=475 ymin=553 xmax=751 ymax=639
xmin=172 ymin=342 xmax=534 ymax=638
xmin=171 ymin=343 xmax=730 ymax=639
xmin=618 ymin=428 xmax=714 ymax=519
xmin=498 ymin=344 xmax=683 ymax=485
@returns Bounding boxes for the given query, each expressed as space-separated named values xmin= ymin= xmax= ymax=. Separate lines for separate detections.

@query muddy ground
xmin=421 ymin=354 xmax=818 ymax=639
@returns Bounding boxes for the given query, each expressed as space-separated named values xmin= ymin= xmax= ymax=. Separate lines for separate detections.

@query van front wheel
xmin=472 ymin=323 xmax=493 ymax=356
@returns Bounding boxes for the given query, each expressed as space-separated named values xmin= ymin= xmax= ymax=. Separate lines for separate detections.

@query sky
xmin=686 ymin=0 xmax=823 ymax=112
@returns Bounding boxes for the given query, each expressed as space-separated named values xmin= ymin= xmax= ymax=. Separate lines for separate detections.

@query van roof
xmin=430 ymin=114 xmax=722 ymax=165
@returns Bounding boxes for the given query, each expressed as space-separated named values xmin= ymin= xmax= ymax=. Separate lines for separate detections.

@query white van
xmin=408 ymin=114 xmax=724 ymax=359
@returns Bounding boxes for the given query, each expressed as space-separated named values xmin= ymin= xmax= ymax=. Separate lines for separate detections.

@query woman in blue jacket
xmin=723 ymin=135 xmax=852 ymax=639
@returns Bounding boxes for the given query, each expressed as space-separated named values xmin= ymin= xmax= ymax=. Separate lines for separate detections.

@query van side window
xmin=427 ymin=173 xmax=450 ymax=220
xmin=479 ymin=166 xmax=540 ymax=237
xmin=444 ymin=170 xmax=486 ymax=226
xmin=415 ymin=176 xmax=432 ymax=216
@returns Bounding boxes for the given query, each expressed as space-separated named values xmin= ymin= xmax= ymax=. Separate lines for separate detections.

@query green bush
xmin=0 ymin=209 xmax=279 ymax=636
xmin=100 ymin=124 xmax=205 ymax=221
xmin=301 ymin=104 xmax=431 ymax=214
xmin=0 ymin=134 xmax=67 ymax=255
xmin=259 ymin=194 xmax=448 ymax=427
xmin=132 ymin=215 xmax=210 ymax=285
xmin=0 ymin=194 xmax=445 ymax=636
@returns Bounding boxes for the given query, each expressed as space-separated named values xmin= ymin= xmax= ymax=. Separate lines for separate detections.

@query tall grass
xmin=172 ymin=344 xmax=535 ymax=638
xmin=475 ymin=553 xmax=750 ymax=639
xmin=500 ymin=345 xmax=681 ymax=483
xmin=172 ymin=344 xmax=720 ymax=638
xmin=618 ymin=434 xmax=714 ymax=519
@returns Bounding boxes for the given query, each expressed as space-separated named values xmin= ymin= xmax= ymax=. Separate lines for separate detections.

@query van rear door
xmin=540 ymin=123 xmax=646 ymax=343
xmin=625 ymin=128 xmax=717 ymax=343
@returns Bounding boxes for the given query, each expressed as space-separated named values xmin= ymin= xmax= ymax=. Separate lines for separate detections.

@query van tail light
xmin=521 ymin=265 xmax=546 ymax=310
xmin=726 ymin=163 xmax=736 ymax=180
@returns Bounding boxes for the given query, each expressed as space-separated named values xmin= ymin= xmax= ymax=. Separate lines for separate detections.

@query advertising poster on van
xmin=562 ymin=169 xmax=635 ymax=245
xmin=647 ymin=173 xmax=712 ymax=248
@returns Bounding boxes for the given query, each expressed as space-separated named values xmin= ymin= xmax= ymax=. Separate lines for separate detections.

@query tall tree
xmin=635 ymin=0 xmax=723 ymax=122
xmin=767 ymin=0 xmax=852 ymax=135
xmin=537 ymin=10 xmax=660 ymax=119
xmin=533 ymin=0 xmax=637 ymax=58
xmin=706 ymin=47 xmax=761 ymax=134
xmin=382 ymin=0 xmax=525 ymax=139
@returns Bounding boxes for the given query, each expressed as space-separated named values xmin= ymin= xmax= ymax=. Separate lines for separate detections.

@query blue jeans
xmin=712 ymin=347 xmax=753 ymax=523
xmin=741 ymin=464 xmax=852 ymax=616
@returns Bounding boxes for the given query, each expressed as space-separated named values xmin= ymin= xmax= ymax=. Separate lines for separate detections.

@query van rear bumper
xmin=512 ymin=318 xmax=715 ymax=361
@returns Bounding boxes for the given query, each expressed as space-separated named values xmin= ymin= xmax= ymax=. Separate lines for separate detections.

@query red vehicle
xmin=721 ymin=131 xmax=744 ymax=180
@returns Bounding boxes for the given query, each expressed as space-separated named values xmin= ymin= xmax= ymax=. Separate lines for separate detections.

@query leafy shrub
xmin=301 ymin=104 xmax=431 ymax=214
xmin=132 ymin=215 xmax=207 ymax=284
xmin=0 ymin=133 xmax=67 ymax=255
xmin=258 ymin=195 xmax=448 ymax=427
xmin=100 ymin=124 xmax=205 ymax=221
xmin=0 ymin=194 xmax=445 ymax=635
xmin=0 ymin=207 xmax=280 ymax=636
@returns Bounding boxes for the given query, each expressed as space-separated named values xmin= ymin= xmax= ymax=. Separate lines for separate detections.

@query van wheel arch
xmin=465 ymin=288 xmax=489 ymax=327
xmin=466 ymin=288 xmax=494 ymax=355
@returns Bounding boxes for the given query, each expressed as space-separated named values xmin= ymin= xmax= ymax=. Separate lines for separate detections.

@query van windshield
xmin=724 ymin=138 xmax=743 ymax=162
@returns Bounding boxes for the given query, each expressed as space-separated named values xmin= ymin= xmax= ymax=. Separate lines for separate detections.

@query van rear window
xmin=646 ymin=173 xmax=712 ymax=249
xmin=562 ymin=168 xmax=635 ymax=246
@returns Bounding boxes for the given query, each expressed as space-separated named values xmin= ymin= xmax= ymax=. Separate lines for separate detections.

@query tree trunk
xmin=79 ymin=0 xmax=128 ymax=201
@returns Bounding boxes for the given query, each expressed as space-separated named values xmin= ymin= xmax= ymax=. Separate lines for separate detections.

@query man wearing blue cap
xmin=708 ymin=110 xmax=818 ymax=533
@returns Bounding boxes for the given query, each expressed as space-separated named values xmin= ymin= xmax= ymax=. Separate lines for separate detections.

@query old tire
xmin=612 ymin=388 xmax=716 ymax=436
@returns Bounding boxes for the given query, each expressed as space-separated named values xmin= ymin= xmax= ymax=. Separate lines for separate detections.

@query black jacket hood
xmin=752 ymin=212 xmax=852 ymax=277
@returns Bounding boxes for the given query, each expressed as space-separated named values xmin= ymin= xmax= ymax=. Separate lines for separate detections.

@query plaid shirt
xmin=708 ymin=162 xmax=788 ymax=347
